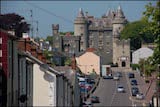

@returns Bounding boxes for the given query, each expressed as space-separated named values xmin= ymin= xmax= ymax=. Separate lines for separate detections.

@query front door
xmin=122 ymin=61 xmax=126 ymax=67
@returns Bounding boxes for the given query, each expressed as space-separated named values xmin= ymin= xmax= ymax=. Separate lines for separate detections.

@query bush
xmin=131 ymin=64 xmax=139 ymax=70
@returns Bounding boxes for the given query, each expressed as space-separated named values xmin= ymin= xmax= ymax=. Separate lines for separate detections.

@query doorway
xmin=122 ymin=61 xmax=126 ymax=67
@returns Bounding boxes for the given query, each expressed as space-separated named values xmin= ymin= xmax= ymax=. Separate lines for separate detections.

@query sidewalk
xmin=135 ymin=72 xmax=157 ymax=104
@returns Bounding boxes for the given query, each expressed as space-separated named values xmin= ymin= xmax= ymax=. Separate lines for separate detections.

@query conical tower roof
xmin=116 ymin=5 xmax=125 ymax=18
xmin=77 ymin=8 xmax=85 ymax=18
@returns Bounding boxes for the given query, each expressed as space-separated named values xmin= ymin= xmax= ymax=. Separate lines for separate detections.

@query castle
xmin=52 ymin=5 xmax=130 ymax=68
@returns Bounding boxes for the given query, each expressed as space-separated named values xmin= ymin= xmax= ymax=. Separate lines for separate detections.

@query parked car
xmin=131 ymin=87 xmax=139 ymax=96
xmin=113 ymin=75 xmax=119 ymax=80
xmin=90 ymin=96 xmax=99 ymax=103
xmin=85 ymin=83 xmax=93 ymax=91
xmin=116 ymin=72 xmax=122 ymax=77
xmin=83 ymin=100 xmax=93 ymax=107
xmin=117 ymin=85 xmax=125 ymax=93
xmin=79 ymin=81 xmax=86 ymax=88
xmin=128 ymin=73 xmax=135 ymax=78
xmin=136 ymin=93 xmax=144 ymax=100
xmin=130 ymin=79 xmax=137 ymax=85
xmin=103 ymin=75 xmax=113 ymax=79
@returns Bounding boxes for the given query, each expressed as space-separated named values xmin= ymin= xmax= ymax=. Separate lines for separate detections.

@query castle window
xmin=89 ymin=40 xmax=93 ymax=46
xmin=80 ymin=26 xmax=83 ymax=30
xmin=99 ymin=40 xmax=103 ymax=47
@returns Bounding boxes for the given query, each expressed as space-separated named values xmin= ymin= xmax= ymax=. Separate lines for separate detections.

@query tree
xmin=46 ymin=35 xmax=53 ymax=45
xmin=120 ymin=20 xmax=153 ymax=50
xmin=0 ymin=13 xmax=30 ymax=37
xmin=64 ymin=57 xmax=71 ymax=66
xmin=142 ymin=1 xmax=160 ymax=65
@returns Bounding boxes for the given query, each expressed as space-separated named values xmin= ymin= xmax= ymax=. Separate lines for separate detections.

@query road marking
xmin=110 ymin=80 xmax=118 ymax=106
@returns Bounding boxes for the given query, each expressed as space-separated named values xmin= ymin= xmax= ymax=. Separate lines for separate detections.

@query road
xmin=91 ymin=71 xmax=145 ymax=107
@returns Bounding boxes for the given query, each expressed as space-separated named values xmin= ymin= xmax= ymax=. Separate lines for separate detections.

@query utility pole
xmin=30 ymin=10 xmax=34 ymax=38
xmin=36 ymin=21 xmax=39 ymax=38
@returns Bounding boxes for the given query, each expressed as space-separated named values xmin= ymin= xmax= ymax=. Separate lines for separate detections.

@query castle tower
xmin=112 ymin=5 xmax=127 ymax=38
xmin=112 ymin=5 xmax=130 ymax=68
xmin=52 ymin=24 xmax=62 ymax=52
xmin=52 ymin=24 xmax=59 ymax=36
xmin=74 ymin=8 xmax=88 ymax=51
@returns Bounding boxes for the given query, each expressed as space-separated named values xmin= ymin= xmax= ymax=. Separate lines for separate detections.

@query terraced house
xmin=0 ymin=29 xmax=80 ymax=106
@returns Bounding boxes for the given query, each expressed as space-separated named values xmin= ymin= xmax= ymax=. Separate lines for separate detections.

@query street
xmin=91 ymin=71 xmax=145 ymax=106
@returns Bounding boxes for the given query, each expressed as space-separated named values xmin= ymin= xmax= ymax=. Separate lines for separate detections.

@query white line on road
xmin=110 ymin=80 xmax=118 ymax=106
xmin=125 ymin=72 xmax=135 ymax=106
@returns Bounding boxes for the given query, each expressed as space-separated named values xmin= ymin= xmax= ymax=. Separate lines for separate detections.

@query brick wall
xmin=0 ymin=31 xmax=8 ymax=77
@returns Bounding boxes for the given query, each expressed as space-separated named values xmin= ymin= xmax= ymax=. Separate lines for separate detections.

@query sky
xmin=1 ymin=0 xmax=157 ymax=38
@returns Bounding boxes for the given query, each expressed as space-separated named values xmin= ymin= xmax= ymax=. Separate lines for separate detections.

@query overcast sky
xmin=1 ymin=1 xmax=157 ymax=38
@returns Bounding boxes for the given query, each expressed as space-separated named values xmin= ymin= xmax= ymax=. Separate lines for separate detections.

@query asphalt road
xmin=91 ymin=71 xmax=145 ymax=107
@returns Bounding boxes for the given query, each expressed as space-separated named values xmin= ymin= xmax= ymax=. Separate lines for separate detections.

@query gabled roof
xmin=76 ymin=48 xmax=100 ymax=57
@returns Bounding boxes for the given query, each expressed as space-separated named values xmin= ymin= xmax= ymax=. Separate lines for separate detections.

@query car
xmin=128 ymin=73 xmax=135 ymax=78
xmin=90 ymin=96 xmax=99 ymax=103
xmin=136 ymin=93 xmax=144 ymax=100
xmin=116 ymin=72 xmax=122 ymax=77
xmin=131 ymin=87 xmax=139 ymax=96
xmin=113 ymin=75 xmax=119 ymax=80
xmin=103 ymin=75 xmax=113 ymax=79
xmin=130 ymin=79 xmax=137 ymax=85
xmin=117 ymin=85 xmax=125 ymax=93
xmin=83 ymin=100 xmax=93 ymax=107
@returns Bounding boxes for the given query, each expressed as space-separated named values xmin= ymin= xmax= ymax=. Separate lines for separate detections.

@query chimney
xmin=37 ymin=50 xmax=43 ymax=61
xmin=31 ymin=45 xmax=37 ymax=57
xmin=17 ymin=38 xmax=31 ymax=52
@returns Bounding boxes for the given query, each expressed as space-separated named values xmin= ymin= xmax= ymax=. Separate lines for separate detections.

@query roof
xmin=133 ymin=47 xmax=153 ymax=54
xmin=20 ymin=51 xmax=61 ymax=76
xmin=53 ymin=66 xmax=76 ymax=85
xmin=0 ymin=29 xmax=18 ymax=40
xmin=76 ymin=48 xmax=100 ymax=57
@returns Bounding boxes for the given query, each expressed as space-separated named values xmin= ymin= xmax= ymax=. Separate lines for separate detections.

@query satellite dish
xmin=43 ymin=72 xmax=55 ymax=82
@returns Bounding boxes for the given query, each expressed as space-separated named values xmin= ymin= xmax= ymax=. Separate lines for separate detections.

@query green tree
xmin=64 ymin=57 xmax=71 ymax=66
xmin=46 ymin=35 xmax=53 ymax=45
xmin=142 ymin=1 xmax=160 ymax=65
xmin=120 ymin=20 xmax=153 ymax=50
xmin=0 ymin=13 xmax=30 ymax=37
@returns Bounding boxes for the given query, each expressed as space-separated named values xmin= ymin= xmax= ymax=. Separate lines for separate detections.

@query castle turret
xmin=52 ymin=24 xmax=62 ymax=52
xmin=74 ymin=8 xmax=88 ymax=51
xmin=112 ymin=5 xmax=130 ymax=68
xmin=52 ymin=24 xmax=59 ymax=36
xmin=112 ymin=5 xmax=127 ymax=38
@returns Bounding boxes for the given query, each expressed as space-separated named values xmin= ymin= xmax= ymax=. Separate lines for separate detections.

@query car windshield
xmin=118 ymin=85 xmax=123 ymax=88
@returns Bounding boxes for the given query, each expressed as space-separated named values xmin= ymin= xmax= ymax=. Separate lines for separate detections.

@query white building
xmin=132 ymin=47 xmax=153 ymax=64
xmin=25 ymin=52 xmax=78 ymax=107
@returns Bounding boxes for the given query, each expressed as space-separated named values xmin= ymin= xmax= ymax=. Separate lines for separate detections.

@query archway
xmin=122 ymin=61 xmax=126 ymax=67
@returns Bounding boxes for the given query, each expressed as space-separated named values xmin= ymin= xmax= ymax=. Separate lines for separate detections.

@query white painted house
xmin=132 ymin=47 xmax=153 ymax=64
xmin=25 ymin=52 xmax=78 ymax=107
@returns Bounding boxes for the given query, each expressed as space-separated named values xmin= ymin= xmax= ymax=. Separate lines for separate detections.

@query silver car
xmin=136 ymin=93 xmax=144 ymax=100
xmin=117 ymin=85 xmax=125 ymax=93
